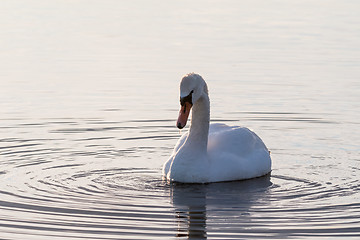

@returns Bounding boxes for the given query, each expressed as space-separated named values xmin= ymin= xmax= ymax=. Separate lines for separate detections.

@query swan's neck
xmin=185 ymin=94 xmax=210 ymax=153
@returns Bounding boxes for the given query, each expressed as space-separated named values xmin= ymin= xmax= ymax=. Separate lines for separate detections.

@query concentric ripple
xmin=0 ymin=165 xmax=173 ymax=239
xmin=0 ymin=114 xmax=359 ymax=239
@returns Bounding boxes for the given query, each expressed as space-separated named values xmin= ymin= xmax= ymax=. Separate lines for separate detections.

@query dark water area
xmin=1 ymin=0 xmax=360 ymax=239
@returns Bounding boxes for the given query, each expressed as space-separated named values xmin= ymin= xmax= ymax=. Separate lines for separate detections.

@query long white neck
xmin=185 ymin=93 xmax=210 ymax=154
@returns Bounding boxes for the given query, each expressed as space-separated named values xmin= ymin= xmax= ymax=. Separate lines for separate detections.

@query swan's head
xmin=177 ymin=73 xmax=208 ymax=129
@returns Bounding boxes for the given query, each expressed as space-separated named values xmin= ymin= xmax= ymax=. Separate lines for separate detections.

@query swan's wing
xmin=208 ymin=124 xmax=267 ymax=156
xmin=207 ymin=124 xmax=271 ymax=181
xmin=208 ymin=123 xmax=231 ymax=133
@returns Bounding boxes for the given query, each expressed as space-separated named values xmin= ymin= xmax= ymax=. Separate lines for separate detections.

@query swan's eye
xmin=180 ymin=90 xmax=194 ymax=106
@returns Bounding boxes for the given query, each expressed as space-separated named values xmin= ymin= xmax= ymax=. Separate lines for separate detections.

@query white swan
xmin=162 ymin=73 xmax=271 ymax=183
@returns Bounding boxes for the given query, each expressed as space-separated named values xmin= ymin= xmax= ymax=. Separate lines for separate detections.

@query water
xmin=0 ymin=0 xmax=359 ymax=239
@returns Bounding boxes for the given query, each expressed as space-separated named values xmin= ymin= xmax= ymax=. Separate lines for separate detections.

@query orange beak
xmin=176 ymin=102 xmax=192 ymax=129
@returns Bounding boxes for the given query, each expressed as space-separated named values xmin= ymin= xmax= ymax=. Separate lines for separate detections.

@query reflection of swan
xmin=170 ymin=175 xmax=272 ymax=239
xmin=163 ymin=73 xmax=271 ymax=183
xmin=172 ymin=185 xmax=207 ymax=239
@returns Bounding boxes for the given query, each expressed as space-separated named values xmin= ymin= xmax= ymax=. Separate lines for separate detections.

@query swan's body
xmin=163 ymin=73 xmax=271 ymax=183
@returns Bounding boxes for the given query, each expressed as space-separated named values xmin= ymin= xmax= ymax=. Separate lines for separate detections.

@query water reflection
xmin=172 ymin=185 xmax=207 ymax=239
xmin=170 ymin=175 xmax=272 ymax=239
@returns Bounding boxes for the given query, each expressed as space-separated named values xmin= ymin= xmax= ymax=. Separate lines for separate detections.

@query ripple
xmin=0 ymin=116 xmax=359 ymax=239
xmin=0 ymin=165 xmax=174 ymax=239
xmin=0 ymin=156 xmax=359 ymax=239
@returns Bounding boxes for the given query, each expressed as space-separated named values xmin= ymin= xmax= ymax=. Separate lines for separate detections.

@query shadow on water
xmin=169 ymin=174 xmax=272 ymax=239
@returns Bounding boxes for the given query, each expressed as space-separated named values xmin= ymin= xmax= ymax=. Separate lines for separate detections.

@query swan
xmin=162 ymin=73 xmax=271 ymax=183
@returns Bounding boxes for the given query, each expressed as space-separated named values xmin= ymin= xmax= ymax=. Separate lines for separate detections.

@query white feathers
xmin=162 ymin=73 xmax=271 ymax=183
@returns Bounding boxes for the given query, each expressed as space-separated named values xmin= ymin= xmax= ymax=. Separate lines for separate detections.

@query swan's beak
xmin=177 ymin=102 xmax=192 ymax=129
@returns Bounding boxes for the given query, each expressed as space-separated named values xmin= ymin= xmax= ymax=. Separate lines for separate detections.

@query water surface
xmin=0 ymin=0 xmax=359 ymax=239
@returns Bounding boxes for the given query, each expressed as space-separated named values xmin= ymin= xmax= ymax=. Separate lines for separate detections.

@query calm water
xmin=1 ymin=0 xmax=360 ymax=239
